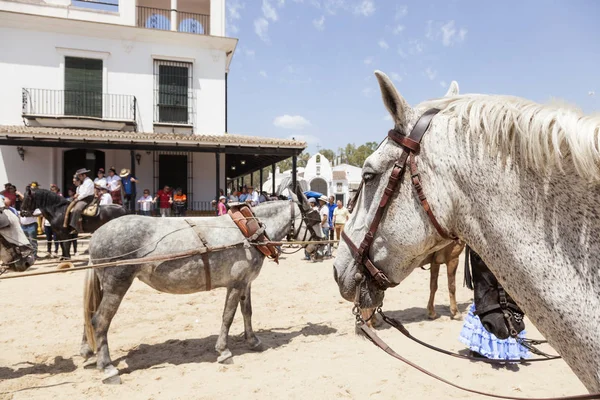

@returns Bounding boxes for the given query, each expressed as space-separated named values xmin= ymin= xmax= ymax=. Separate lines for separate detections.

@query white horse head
xmin=334 ymin=70 xmax=600 ymax=392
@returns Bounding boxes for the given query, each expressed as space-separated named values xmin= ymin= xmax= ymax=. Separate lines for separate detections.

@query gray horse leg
xmin=92 ymin=274 xmax=135 ymax=378
xmin=240 ymin=283 xmax=262 ymax=350
xmin=215 ymin=286 xmax=242 ymax=363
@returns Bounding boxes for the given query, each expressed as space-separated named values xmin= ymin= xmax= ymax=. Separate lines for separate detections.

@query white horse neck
xmin=427 ymin=111 xmax=600 ymax=391
xmin=252 ymin=201 xmax=295 ymax=241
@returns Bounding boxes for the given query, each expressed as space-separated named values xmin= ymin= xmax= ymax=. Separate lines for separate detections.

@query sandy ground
xmin=0 ymin=244 xmax=588 ymax=400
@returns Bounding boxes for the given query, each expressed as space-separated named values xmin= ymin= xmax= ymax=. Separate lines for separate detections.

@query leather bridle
xmin=342 ymin=108 xmax=457 ymax=290
xmin=289 ymin=200 xmax=321 ymax=244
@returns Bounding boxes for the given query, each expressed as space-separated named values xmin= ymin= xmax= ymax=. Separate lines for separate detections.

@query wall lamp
xmin=135 ymin=153 xmax=142 ymax=165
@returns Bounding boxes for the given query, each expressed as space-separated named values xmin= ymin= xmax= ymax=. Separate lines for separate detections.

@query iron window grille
xmin=153 ymin=59 xmax=194 ymax=126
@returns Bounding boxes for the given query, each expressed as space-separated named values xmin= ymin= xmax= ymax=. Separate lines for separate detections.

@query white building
xmin=263 ymin=153 xmax=361 ymax=205
xmin=0 ymin=0 xmax=305 ymax=212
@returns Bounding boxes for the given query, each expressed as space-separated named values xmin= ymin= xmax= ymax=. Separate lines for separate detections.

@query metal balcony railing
xmin=22 ymin=88 xmax=137 ymax=122
xmin=136 ymin=6 xmax=209 ymax=35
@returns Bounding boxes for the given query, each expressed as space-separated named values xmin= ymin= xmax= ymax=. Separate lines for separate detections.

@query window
xmin=336 ymin=182 xmax=343 ymax=192
xmin=154 ymin=60 xmax=193 ymax=125
xmin=316 ymin=155 xmax=321 ymax=163
xmin=64 ymin=57 xmax=103 ymax=118
xmin=316 ymin=166 xmax=321 ymax=175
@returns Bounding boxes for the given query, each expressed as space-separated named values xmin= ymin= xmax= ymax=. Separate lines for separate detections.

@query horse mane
xmin=32 ymin=189 xmax=69 ymax=208
xmin=418 ymin=94 xmax=600 ymax=180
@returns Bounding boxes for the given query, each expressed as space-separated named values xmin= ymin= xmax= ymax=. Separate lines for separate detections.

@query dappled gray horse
xmin=0 ymin=207 xmax=35 ymax=271
xmin=81 ymin=194 xmax=323 ymax=383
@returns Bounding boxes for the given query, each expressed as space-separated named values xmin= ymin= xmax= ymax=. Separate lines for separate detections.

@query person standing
xmin=154 ymin=186 xmax=173 ymax=217
xmin=106 ymin=167 xmax=122 ymax=205
xmin=137 ymin=189 xmax=154 ymax=216
xmin=173 ymin=188 xmax=187 ymax=217
xmin=98 ymin=185 xmax=113 ymax=205
xmin=328 ymin=196 xmax=336 ymax=241
xmin=332 ymin=200 xmax=350 ymax=243
xmin=42 ymin=216 xmax=59 ymax=258
xmin=119 ymin=168 xmax=138 ymax=213
xmin=94 ymin=168 xmax=107 ymax=188
xmin=318 ymin=195 xmax=331 ymax=257
xmin=19 ymin=207 xmax=42 ymax=259
xmin=67 ymin=168 xmax=95 ymax=234
xmin=217 ymin=195 xmax=227 ymax=216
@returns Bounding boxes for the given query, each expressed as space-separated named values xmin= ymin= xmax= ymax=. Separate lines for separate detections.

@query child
xmin=137 ymin=189 xmax=154 ymax=216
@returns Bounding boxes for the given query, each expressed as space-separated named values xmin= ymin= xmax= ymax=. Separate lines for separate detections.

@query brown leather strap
xmin=341 ymin=231 xmax=398 ymax=289
xmin=185 ymin=219 xmax=212 ymax=291
xmin=409 ymin=153 xmax=458 ymax=240
xmin=359 ymin=322 xmax=600 ymax=400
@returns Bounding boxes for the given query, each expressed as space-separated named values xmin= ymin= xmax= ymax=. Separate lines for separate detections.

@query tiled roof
xmin=0 ymin=125 xmax=306 ymax=149
xmin=332 ymin=170 xmax=347 ymax=180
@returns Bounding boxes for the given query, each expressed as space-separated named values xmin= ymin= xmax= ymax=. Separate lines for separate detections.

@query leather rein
xmin=341 ymin=109 xmax=600 ymax=399
xmin=342 ymin=108 xmax=456 ymax=290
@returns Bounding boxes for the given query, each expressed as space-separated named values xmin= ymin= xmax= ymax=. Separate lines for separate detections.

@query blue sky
xmin=225 ymin=0 xmax=600 ymax=154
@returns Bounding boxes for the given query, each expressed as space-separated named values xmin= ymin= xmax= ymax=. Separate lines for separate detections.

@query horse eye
xmin=362 ymin=172 xmax=376 ymax=182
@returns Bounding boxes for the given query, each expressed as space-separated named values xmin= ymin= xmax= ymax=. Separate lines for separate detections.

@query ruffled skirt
xmin=459 ymin=303 xmax=530 ymax=360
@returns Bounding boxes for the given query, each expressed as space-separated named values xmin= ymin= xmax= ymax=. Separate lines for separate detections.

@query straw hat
xmin=119 ymin=168 xmax=131 ymax=178
xmin=318 ymin=195 xmax=328 ymax=203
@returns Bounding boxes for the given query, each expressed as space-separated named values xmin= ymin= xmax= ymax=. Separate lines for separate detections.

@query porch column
xmin=215 ymin=152 xmax=220 ymax=215
xmin=130 ymin=150 xmax=137 ymax=214
xmin=259 ymin=168 xmax=263 ymax=193
xmin=250 ymin=173 xmax=253 ymax=188
xmin=170 ymin=0 xmax=177 ymax=32
xmin=292 ymin=154 xmax=297 ymax=191
xmin=271 ymin=163 xmax=276 ymax=195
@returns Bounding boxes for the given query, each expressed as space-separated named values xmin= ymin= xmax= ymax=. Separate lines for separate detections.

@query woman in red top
xmin=154 ymin=186 xmax=173 ymax=217
xmin=217 ymin=195 xmax=227 ymax=216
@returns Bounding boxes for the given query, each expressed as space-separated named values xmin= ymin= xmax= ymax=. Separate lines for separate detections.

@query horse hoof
xmin=102 ymin=366 xmax=121 ymax=385
xmin=248 ymin=338 xmax=264 ymax=352
xmin=82 ymin=357 xmax=97 ymax=369
xmin=427 ymin=313 xmax=437 ymax=320
xmin=217 ymin=350 xmax=233 ymax=364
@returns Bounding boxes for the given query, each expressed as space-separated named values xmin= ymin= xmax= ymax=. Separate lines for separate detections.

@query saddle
xmin=82 ymin=200 xmax=99 ymax=217
xmin=227 ymin=203 xmax=279 ymax=263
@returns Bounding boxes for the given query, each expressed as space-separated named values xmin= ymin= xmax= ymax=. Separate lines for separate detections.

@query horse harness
xmin=342 ymin=108 xmax=458 ymax=290
xmin=339 ymin=111 xmax=600 ymax=399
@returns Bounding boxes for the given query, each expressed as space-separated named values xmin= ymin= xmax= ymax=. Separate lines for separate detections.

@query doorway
xmin=158 ymin=154 xmax=188 ymax=194
xmin=63 ymin=149 xmax=105 ymax=194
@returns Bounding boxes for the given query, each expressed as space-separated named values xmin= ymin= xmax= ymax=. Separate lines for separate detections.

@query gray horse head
xmin=0 ymin=208 xmax=35 ymax=271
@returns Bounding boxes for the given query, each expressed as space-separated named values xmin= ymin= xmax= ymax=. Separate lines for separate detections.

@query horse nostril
xmin=482 ymin=321 xmax=494 ymax=334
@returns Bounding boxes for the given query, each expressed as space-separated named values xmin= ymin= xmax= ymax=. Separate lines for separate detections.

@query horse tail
xmin=83 ymin=268 xmax=102 ymax=352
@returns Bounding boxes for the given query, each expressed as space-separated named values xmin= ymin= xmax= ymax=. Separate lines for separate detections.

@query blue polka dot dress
xmin=459 ymin=303 xmax=530 ymax=360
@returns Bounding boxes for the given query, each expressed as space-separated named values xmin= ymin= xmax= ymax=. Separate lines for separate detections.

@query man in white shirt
xmin=246 ymin=186 xmax=260 ymax=206
xmin=68 ymin=168 xmax=95 ymax=234
xmin=19 ymin=207 xmax=42 ymax=259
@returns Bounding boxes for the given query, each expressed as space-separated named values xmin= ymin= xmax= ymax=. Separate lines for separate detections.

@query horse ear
xmin=374 ymin=70 xmax=411 ymax=130
xmin=445 ymin=80 xmax=459 ymax=97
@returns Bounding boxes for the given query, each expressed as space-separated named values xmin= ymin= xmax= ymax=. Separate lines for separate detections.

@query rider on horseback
xmin=67 ymin=168 xmax=95 ymax=234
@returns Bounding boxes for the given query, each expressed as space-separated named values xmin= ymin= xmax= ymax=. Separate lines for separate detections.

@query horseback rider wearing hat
xmin=65 ymin=168 xmax=95 ymax=234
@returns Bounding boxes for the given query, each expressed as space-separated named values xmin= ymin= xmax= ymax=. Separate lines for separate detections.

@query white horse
xmin=333 ymin=70 xmax=600 ymax=392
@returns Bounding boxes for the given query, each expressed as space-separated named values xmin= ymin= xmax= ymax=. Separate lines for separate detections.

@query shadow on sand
xmin=114 ymin=321 xmax=337 ymax=376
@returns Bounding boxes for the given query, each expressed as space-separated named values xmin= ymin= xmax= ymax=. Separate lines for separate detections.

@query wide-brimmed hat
xmin=318 ymin=195 xmax=328 ymax=203
xmin=30 ymin=181 xmax=40 ymax=188
xmin=219 ymin=195 xmax=226 ymax=200
xmin=75 ymin=168 xmax=90 ymax=175
xmin=119 ymin=168 xmax=131 ymax=178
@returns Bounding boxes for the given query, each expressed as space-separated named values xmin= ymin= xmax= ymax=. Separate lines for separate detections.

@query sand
xmin=0 ymin=247 xmax=588 ymax=399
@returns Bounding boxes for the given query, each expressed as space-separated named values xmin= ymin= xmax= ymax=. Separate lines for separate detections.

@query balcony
xmin=22 ymin=88 xmax=137 ymax=131
xmin=136 ymin=6 xmax=210 ymax=34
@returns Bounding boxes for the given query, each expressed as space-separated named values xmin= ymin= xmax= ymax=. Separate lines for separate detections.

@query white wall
xmin=192 ymin=152 xmax=225 ymax=202
xmin=0 ymin=0 xmax=136 ymax=25
xmin=0 ymin=19 xmax=226 ymax=134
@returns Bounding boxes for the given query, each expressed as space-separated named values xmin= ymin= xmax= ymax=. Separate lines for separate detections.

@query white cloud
xmin=313 ymin=15 xmax=325 ymax=30
xmin=441 ymin=20 xmax=456 ymax=46
xmin=458 ymin=28 xmax=468 ymax=41
xmin=274 ymin=115 xmax=312 ymax=129
xmin=260 ymin=70 xmax=268 ymax=78
xmin=589 ymin=91 xmax=596 ymax=97
xmin=354 ymin=0 xmax=375 ymax=16
xmin=254 ymin=18 xmax=270 ymax=42
xmin=425 ymin=20 xmax=434 ymax=40
xmin=378 ymin=39 xmax=389 ymax=50
xmin=383 ymin=115 xmax=393 ymax=121
xmin=244 ymin=48 xmax=256 ymax=57
xmin=226 ymin=0 xmax=244 ymax=35
xmin=409 ymin=40 xmax=424 ymax=54
xmin=427 ymin=20 xmax=468 ymax=46
xmin=425 ymin=67 xmax=437 ymax=81
xmin=363 ymin=56 xmax=373 ymax=65
xmin=390 ymin=72 xmax=402 ymax=83
xmin=392 ymin=24 xmax=405 ymax=35
xmin=362 ymin=87 xmax=373 ymax=97
xmin=440 ymin=80 xmax=447 ymax=88
xmin=262 ymin=0 xmax=278 ymax=21
xmin=395 ymin=5 xmax=407 ymax=19
xmin=276 ymin=0 xmax=285 ymax=6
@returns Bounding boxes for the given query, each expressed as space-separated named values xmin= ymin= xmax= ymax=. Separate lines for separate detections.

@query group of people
xmin=304 ymin=195 xmax=350 ymax=261
xmin=139 ymin=185 xmax=188 ymax=217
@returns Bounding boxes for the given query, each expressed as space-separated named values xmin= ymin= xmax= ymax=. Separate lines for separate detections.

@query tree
xmin=337 ymin=141 xmax=378 ymax=167
xmin=277 ymin=151 xmax=310 ymax=172
xmin=319 ymin=148 xmax=336 ymax=164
